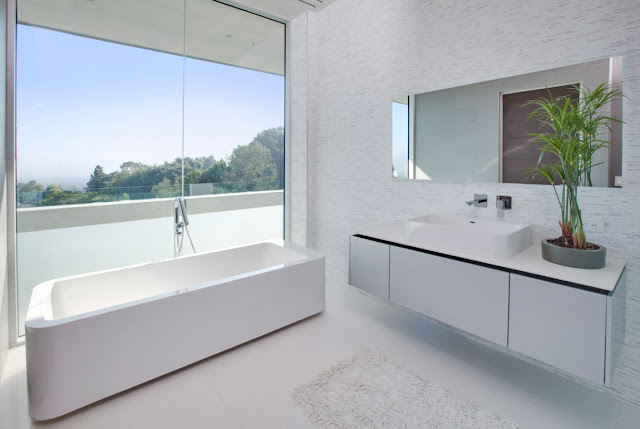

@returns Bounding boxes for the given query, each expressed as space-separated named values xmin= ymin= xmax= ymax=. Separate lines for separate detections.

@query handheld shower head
xmin=178 ymin=197 xmax=189 ymax=226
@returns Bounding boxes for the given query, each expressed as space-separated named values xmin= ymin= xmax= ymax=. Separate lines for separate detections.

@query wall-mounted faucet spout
xmin=466 ymin=198 xmax=487 ymax=206
xmin=466 ymin=194 xmax=488 ymax=207
xmin=465 ymin=194 xmax=487 ymax=207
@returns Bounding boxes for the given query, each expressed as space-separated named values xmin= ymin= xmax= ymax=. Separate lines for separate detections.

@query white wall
xmin=289 ymin=12 xmax=309 ymax=246
xmin=294 ymin=0 xmax=640 ymax=405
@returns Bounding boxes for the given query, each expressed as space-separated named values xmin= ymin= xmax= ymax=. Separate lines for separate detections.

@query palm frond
xmin=521 ymin=83 xmax=623 ymax=247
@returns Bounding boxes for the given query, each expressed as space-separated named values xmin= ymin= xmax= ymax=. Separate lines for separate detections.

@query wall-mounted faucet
xmin=466 ymin=194 xmax=488 ymax=208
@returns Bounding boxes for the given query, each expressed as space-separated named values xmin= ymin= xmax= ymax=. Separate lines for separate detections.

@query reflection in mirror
xmin=392 ymin=57 xmax=623 ymax=187
xmin=502 ymin=84 xmax=579 ymax=186
xmin=392 ymin=96 xmax=409 ymax=179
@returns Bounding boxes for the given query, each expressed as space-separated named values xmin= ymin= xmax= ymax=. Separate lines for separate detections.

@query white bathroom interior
xmin=2 ymin=0 xmax=640 ymax=427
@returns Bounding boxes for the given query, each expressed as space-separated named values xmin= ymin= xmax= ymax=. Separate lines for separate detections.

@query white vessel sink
xmin=404 ymin=213 xmax=531 ymax=259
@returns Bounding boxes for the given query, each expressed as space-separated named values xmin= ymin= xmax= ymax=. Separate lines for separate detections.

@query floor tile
xmin=615 ymin=400 xmax=640 ymax=428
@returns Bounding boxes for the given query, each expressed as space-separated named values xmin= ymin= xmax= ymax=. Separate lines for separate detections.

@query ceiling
xmin=17 ymin=0 xmax=335 ymax=76
xmin=225 ymin=0 xmax=337 ymax=21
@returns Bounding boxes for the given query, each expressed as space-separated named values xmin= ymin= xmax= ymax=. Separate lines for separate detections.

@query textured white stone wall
xmin=298 ymin=0 xmax=640 ymax=405
xmin=289 ymin=13 xmax=309 ymax=246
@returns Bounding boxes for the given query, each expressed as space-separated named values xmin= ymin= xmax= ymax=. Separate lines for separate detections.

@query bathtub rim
xmin=25 ymin=239 xmax=323 ymax=329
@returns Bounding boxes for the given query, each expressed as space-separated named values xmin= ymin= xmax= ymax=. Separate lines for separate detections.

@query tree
xmin=184 ymin=170 xmax=202 ymax=185
xmin=227 ymin=144 xmax=277 ymax=191
xmin=119 ymin=161 xmax=144 ymax=175
xmin=17 ymin=180 xmax=44 ymax=193
xmin=200 ymin=159 xmax=228 ymax=184
xmin=41 ymin=189 xmax=131 ymax=206
xmin=17 ymin=180 xmax=45 ymax=206
xmin=44 ymin=184 xmax=62 ymax=196
xmin=250 ymin=127 xmax=284 ymax=188
xmin=86 ymin=165 xmax=111 ymax=190
xmin=151 ymin=177 xmax=180 ymax=198
xmin=21 ymin=126 xmax=285 ymax=207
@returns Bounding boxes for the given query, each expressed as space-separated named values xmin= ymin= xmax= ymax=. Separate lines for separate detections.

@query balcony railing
xmin=18 ymin=189 xmax=283 ymax=232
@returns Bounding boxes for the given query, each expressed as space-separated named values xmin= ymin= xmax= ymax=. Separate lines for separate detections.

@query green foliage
xmin=45 ymin=184 xmax=62 ymax=194
xmin=249 ymin=127 xmax=284 ymax=188
xmin=86 ymin=165 xmax=113 ymax=190
xmin=108 ymin=158 xmax=181 ymax=191
xmin=41 ymin=190 xmax=130 ymax=206
xmin=18 ymin=180 xmax=44 ymax=193
xmin=184 ymin=169 xmax=202 ymax=185
xmin=151 ymin=177 xmax=180 ymax=198
xmin=200 ymin=159 xmax=228 ymax=185
xmin=525 ymin=83 xmax=623 ymax=249
xmin=227 ymin=144 xmax=278 ymax=191
xmin=17 ymin=180 xmax=45 ymax=206
xmin=18 ymin=127 xmax=285 ymax=207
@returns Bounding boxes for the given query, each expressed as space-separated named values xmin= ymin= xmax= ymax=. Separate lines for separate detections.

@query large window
xmin=17 ymin=2 xmax=284 ymax=207
xmin=15 ymin=0 xmax=285 ymax=336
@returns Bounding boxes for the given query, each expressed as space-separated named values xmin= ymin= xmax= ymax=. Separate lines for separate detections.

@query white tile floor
xmin=2 ymin=281 xmax=640 ymax=429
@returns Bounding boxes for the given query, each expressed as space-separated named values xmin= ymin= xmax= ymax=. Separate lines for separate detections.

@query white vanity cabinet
xmin=508 ymin=274 xmax=607 ymax=384
xmin=348 ymin=233 xmax=626 ymax=386
xmin=389 ymin=246 xmax=509 ymax=346
xmin=349 ymin=236 xmax=390 ymax=299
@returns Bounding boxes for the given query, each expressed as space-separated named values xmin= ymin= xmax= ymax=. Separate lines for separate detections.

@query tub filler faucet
xmin=174 ymin=196 xmax=196 ymax=257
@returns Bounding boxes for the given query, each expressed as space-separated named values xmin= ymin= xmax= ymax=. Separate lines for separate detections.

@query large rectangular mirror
xmin=392 ymin=57 xmax=623 ymax=187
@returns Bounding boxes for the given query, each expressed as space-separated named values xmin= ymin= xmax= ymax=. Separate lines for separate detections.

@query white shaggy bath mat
xmin=293 ymin=349 xmax=519 ymax=429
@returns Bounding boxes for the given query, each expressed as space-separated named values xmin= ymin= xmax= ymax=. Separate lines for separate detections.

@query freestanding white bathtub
xmin=25 ymin=240 xmax=325 ymax=421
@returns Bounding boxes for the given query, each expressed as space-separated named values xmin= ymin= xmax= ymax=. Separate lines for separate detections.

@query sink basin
xmin=404 ymin=213 xmax=531 ymax=259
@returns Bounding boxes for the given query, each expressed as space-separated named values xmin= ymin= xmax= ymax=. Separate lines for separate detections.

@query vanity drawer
xmin=349 ymin=236 xmax=390 ymax=299
xmin=508 ymin=274 xmax=607 ymax=384
xmin=389 ymin=246 xmax=509 ymax=346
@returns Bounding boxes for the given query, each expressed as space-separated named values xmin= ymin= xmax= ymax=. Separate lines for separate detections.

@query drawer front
xmin=390 ymin=246 xmax=509 ymax=346
xmin=349 ymin=236 xmax=390 ymax=299
xmin=509 ymin=274 xmax=607 ymax=384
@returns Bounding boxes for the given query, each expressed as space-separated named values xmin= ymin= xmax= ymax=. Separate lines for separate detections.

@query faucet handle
xmin=496 ymin=196 xmax=512 ymax=210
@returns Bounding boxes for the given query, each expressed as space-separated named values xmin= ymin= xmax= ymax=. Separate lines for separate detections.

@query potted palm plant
xmin=526 ymin=83 xmax=623 ymax=269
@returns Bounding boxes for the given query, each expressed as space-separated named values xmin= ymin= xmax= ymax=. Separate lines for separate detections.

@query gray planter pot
xmin=541 ymin=239 xmax=606 ymax=269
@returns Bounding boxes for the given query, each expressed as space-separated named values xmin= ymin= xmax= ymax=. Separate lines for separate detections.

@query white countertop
xmin=356 ymin=220 xmax=626 ymax=293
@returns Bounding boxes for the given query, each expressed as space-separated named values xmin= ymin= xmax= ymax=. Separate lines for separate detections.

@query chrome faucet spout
xmin=466 ymin=194 xmax=488 ymax=208
xmin=466 ymin=198 xmax=487 ymax=206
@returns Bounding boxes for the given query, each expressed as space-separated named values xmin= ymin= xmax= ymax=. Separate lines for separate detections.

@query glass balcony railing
xmin=17 ymin=180 xmax=283 ymax=208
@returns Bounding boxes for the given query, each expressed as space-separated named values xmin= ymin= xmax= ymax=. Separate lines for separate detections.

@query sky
xmin=392 ymin=101 xmax=409 ymax=179
xmin=16 ymin=24 xmax=285 ymax=185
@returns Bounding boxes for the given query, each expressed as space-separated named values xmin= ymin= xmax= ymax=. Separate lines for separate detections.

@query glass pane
xmin=182 ymin=0 xmax=285 ymax=254
xmin=16 ymin=0 xmax=185 ymax=335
